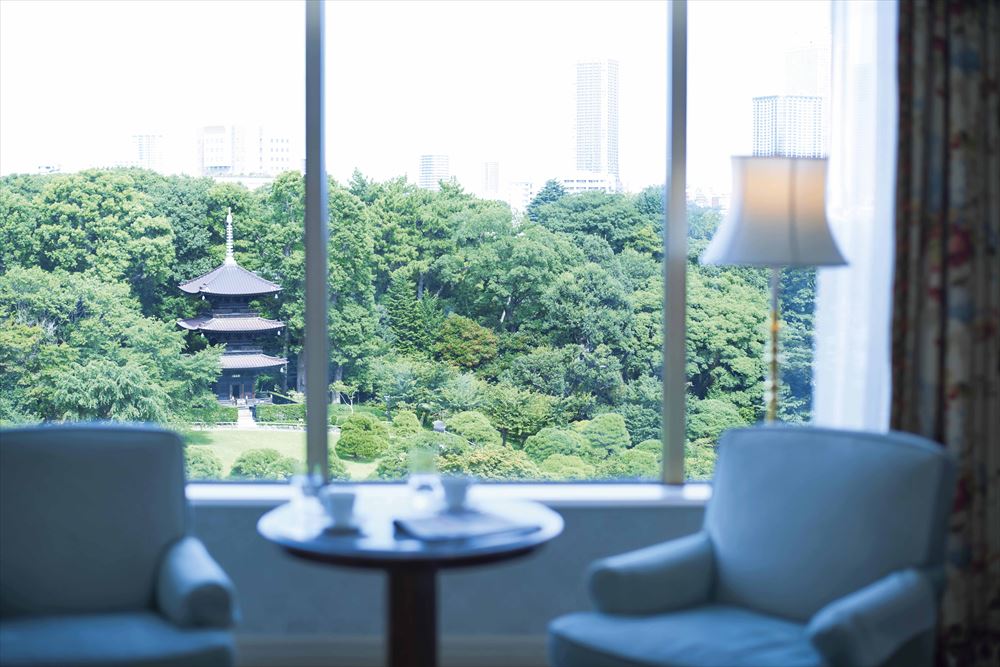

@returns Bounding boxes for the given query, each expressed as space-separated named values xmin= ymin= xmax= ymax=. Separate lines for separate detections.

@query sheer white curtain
xmin=813 ymin=0 xmax=897 ymax=431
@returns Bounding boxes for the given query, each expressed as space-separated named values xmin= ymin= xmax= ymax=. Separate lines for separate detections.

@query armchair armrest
xmin=588 ymin=531 xmax=714 ymax=615
xmin=807 ymin=568 xmax=937 ymax=667
xmin=157 ymin=537 xmax=238 ymax=629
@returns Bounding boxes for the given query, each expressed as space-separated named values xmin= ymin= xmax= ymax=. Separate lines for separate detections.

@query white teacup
xmin=440 ymin=475 xmax=473 ymax=513
xmin=319 ymin=486 xmax=356 ymax=525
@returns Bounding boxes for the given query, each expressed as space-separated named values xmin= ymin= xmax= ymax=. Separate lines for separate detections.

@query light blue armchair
xmin=549 ymin=427 xmax=955 ymax=667
xmin=0 ymin=424 xmax=237 ymax=667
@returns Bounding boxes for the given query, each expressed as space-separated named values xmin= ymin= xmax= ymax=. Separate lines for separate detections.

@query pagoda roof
xmin=178 ymin=208 xmax=282 ymax=296
xmin=177 ymin=314 xmax=284 ymax=333
xmin=178 ymin=263 xmax=281 ymax=297
xmin=220 ymin=353 xmax=287 ymax=370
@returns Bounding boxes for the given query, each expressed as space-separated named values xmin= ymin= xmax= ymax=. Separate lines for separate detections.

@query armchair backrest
xmin=705 ymin=426 xmax=954 ymax=622
xmin=0 ymin=423 xmax=187 ymax=617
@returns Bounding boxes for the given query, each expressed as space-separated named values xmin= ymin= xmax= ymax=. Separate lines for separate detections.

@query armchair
xmin=0 ymin=423 xmax=237 ymax=667
xmin=549 ymin=427 xmax=955 ymax=667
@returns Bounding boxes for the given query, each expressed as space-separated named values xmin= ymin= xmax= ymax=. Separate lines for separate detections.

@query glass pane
xmin=0 ymin=0 xmax=306 ymax=481
xmin=686 ymin=0 xmax=831 ymax=479
xmin=324 ymin=0 xmax=667 ymax=481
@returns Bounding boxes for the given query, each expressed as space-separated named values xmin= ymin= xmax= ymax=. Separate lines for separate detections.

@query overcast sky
xmin=0 ymin=0 xmax=829 ymax=194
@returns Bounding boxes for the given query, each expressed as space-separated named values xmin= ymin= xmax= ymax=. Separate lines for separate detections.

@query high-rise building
xmin=482 ymin=161 xmax=500 ymax=199
xmin=559 ymin=171 xmax=618 ymax=195
xmin=198 ymin=125 xmax=296 ymax=180
xmin=575 ymin=59 xmax=620 ymax=190
xmin=125 ymin=133 xmax=165 ymax=172
xmin=418 ymin=154 xmax=450 ymax=191
xmin=752 ymin=95 xmax=826 ymax=158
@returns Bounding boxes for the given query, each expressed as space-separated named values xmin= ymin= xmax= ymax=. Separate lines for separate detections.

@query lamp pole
xmin=767 ymin=267 xmax=781 ymax=423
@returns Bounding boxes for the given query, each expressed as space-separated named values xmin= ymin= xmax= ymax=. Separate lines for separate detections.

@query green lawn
xmin=185 ymin=429 xmax=378 ymax=481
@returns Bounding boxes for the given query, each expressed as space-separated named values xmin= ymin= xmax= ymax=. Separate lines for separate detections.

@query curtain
xmin=893 ymin=1 xmax=1000 ymax=665
xmin=813 ymin=0 xmax=897 ymax=432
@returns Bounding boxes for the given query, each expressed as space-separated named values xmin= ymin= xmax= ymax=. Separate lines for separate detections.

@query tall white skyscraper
xmin=482 ymin=161 xmax=500 ymax=199
xmin=418 ymin=154 xmax=450 ymax=191
xmin=575 ymin=59 xmax=620 ymax=190
xmin=752 ymin=95 xmax=826 ymax=158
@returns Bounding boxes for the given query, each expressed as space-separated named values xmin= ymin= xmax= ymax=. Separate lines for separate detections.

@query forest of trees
xmin=0 ymin=168 xmax=816 ymax=480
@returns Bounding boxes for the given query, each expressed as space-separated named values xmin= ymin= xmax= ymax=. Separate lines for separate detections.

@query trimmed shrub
xmin=391 ymin=410 xmax=421 ymax=436
xmin=336 ymin=431 xmax=389 ymax=461
xmin=523 ymin=427 xmax=593 ymax=463
xmin=373 ymin=443 xmax=413 ymax=480
xmin=336 ymin=414 xmax=391 ymax=461
xmin=446 ymin=411 xmax=502 ymax=448
xmin=539 ymin=454 xmax=595 ymax=480
xmin=185 ymin=446 xmax=223 ymax=480
xmin=256 ymin=403 xmax=306 ymax=424
xmin=686 ymin=438 xmax=718 ymax=481
xmin=328 ymin=453 xmax=350 ymax=481
xmin=187 ymin=404 xmax=238 ymax=425
xmin=635 ymin=439 xmax=663 ymax=459
xmin=229 ymin=448 xmax=300 ymax=481
xmin=581 ymin=413 xmax=631 ymax=458
xmin=596 ymin=449 xmax=659 ymax=480
xmin=439 ymin=445 xmax=541 ymax=480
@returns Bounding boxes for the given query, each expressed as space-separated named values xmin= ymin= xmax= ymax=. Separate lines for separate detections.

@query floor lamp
xmin=701 ymin=157 xmax=846 ymax=423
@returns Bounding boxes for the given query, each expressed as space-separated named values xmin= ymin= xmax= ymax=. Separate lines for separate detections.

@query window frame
xmin=299 ymin=0 xmax=689 ymax=484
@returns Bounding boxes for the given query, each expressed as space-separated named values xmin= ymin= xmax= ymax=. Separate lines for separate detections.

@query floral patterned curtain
xmin=892 ymin=1 xmax=999 ymax=665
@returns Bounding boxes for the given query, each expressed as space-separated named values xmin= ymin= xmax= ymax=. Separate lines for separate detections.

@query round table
xmin=257 ymin=490 xmax=564 ymax=667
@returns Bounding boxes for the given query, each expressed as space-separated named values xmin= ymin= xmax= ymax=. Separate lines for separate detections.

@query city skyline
xmin=1 ymin=1 xmax=830 ymax=196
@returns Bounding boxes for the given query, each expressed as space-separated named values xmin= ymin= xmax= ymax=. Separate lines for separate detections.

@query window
xmin=1 ymin=0 xmax=839 ymax=485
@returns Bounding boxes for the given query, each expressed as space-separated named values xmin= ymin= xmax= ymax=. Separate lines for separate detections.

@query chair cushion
xmin=0 ymin=611 xmax=233 ymax=667
xmin=0 ymin=424 xmax=187 ymax=616
xmin=705 ymin=427 xmax=953 ymax=621
xmin=548 ymin=604 xmax=823 ymax=667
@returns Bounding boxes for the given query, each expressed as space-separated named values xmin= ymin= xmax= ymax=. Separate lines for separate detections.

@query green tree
xmin=539 ymin=454 xmax=596 ymax=480
xmin=522 ymin=427 xmax=593 ymax=463
xmin=484 ymin=383 xmax=553 ymax=445
xmin=439 ymin=445 xmax=541 ymax=480
xmin=596 ymin=449 xmax=660 ymax=479
xmin=435 ymin=314 xmax=498 ymax=369
xmin=526 ymin=179 xmax=566 ymax=222
xmin=445 ymin=411 xmax=502 ymax=448
xmin=579 ymin=413 xmax=632 ymax=458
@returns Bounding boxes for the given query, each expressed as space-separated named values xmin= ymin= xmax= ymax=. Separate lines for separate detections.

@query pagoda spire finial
xmin=224 ymin=207 xmax=235 ymax=265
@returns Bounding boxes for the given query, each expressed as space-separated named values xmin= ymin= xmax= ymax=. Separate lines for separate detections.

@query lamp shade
xmin=701 ymin=157 xmax=846 ymax=267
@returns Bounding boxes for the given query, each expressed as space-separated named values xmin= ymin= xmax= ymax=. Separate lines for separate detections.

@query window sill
xmin=186 ymin=482 xmax=712 ymax=509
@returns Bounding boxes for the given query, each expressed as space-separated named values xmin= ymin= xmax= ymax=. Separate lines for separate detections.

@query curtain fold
xmin=892 ymin=1 xmax=1000 ymax=665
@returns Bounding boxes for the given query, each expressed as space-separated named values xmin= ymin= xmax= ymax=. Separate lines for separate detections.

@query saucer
xmin=324 ymin=519 xmax=362 ymax=535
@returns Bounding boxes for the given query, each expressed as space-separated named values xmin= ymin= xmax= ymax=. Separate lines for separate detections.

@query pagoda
xmin=178 ymin=209 xmax=287 ymax=404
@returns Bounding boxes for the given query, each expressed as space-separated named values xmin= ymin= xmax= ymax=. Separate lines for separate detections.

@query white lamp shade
xmin=701 ymin=157 xmax=847 ymax=267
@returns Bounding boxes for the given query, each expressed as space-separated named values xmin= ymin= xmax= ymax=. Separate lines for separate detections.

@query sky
xmin=0 ymin=0 xmax=829 ymax=195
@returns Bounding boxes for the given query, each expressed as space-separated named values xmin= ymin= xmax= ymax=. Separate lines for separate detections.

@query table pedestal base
xmin=388 ymin=566 xmax=437 ymax=667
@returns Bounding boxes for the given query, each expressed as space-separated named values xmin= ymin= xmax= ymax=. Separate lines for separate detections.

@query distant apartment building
xmin=418 ymin=154 xmax=450 ymax=191
xmin=198 ymin=125 xmax=296 ymax=180
xmin=482 ymin=161 xmax=500 ymax=199
xmin=752 ymin=95 xmax=826 ymax=158
xmin=575 ymin=59 xmax=620 ymax=191
xmin=506 ymin=180 xmax=536 ymax=214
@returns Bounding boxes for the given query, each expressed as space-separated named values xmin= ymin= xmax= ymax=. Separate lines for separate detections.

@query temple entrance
xmin=231 ymin=384 xmax=242 ymax=401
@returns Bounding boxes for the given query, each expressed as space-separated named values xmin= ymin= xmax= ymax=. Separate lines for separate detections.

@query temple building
xmin=177 ymin=209 xmax=287 ymax=404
